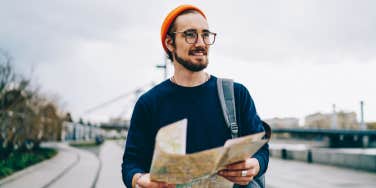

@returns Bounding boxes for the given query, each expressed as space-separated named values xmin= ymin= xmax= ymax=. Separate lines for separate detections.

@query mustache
xmin=189 ymin=47 xmax=207 ymax=55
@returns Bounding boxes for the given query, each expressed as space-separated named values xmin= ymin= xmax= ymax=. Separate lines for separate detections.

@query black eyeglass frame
xmin=172 ymin=30 xmax=217 ymax=45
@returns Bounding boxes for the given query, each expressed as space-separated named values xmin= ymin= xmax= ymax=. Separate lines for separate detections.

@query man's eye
xmin=185 ymin=32 xmax=196 ymax=38
xmin=203 ymin=32 xmax=210 ymax=37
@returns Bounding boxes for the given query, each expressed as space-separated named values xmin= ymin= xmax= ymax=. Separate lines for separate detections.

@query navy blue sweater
xmin=121 ymin=75 xmax=269 ymax=187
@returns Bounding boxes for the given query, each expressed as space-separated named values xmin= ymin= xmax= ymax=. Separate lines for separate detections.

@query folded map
xmin=150 ymin=119 xmax=268 ymax=188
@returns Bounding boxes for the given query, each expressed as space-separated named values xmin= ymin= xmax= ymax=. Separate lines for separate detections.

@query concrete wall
xmin=270 ymin=147 xmax=376 ymax=172
xmin=311 ymin=149 xmax=376 ymax=171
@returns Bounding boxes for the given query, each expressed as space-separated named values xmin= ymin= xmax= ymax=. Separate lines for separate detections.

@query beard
xmin=174 ymin=51 xmax=208 ymax=72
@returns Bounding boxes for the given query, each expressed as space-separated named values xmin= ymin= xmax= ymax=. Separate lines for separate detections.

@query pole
xmin=360 ymin=101 xmax=366 ymax=130
xmin=331 ymin=104 xmax=337 ymax=129
xmin=156 ymin=56 xmax=168 ymax=80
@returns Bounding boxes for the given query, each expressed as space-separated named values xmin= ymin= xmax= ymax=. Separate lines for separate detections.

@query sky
xmin=1 ymin=0 xmax=375 ymax=124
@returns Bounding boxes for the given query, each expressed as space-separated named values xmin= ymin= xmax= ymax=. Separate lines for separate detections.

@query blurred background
xmin=1 ymin=0 xmax=375 ymax=187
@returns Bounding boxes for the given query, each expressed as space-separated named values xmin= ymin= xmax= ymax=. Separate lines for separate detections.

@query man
xmin=122 ymin=5 xmax=269 ymax=188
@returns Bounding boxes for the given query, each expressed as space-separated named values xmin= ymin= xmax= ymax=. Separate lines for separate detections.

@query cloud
xmin=1 ymin=0 xmax=375 ymax=122
xmin=207 ymin=1 xmax=376 ymax=64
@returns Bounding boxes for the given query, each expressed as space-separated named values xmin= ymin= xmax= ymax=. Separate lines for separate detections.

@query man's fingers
xmin=135 ymin=173 xmax=175 ymax=188
xmin=226 ymin=159 xmax=253 ymax=170
xmin=226 ymin=160 xmax=247 ymax=170
xmin=218 ymin=169 xmax=257 ymax=177
xmin=220 ymin=176 xmax=253 ymax=185
xmin=163 ymin=184 xmax=175 ymax=188
xmin=226 ymin=158 xmax=259 ymax=170
xmin=156 ymin=182 xmax=174 ymax=188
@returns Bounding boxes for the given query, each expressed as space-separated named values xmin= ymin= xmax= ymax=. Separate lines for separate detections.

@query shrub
xmin=0 ymin=148 xmax=57 ymax=179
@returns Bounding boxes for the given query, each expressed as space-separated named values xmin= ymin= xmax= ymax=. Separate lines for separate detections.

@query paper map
xmin=150 ymin=119 xmax=268 ymax=188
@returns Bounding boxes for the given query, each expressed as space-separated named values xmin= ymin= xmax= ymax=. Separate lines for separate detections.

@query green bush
xmin=0 ymin=148 xmax=57 ymax=179
xmin=70 ymin=141 xmax=102 ymax=147
xmin=0 ymin=164 xmax=13 ymax=177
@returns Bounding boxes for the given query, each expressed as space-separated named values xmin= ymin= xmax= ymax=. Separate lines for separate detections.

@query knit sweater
xmin=121 ymin=75 xmax=269 ymax=187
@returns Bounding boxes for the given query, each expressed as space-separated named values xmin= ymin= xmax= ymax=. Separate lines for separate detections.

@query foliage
xmin=0 ymin=50 xmax=63 ymax=155
xmin=0 ymin=148 xmax=57 ymax=179
xmin=69 ymin=136 xmax=104 ymax=147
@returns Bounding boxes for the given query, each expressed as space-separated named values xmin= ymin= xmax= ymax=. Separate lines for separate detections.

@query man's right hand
xmin=135 ymin=173 xmax=175 ymax=188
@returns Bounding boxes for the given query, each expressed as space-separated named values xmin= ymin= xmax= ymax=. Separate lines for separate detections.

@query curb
xmin=42 ymin=150 xmax=80 ymax=188
xmin=0 ymin=149 xmax=59 ymax=186
xmin=0 ymin=144 xmax=80 ymax=187
xmin=91 ymin=143 xmax=103 ymax=188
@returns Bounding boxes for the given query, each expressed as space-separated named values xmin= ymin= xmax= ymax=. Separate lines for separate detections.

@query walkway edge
xmin=42 ymin=150 xmax=80 ymax=188
xmin=0 ymin=143 xmax=79 ymax=187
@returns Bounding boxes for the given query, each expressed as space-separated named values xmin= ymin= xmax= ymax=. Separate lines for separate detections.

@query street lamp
xmin=156 ymin=56 xmax=168 ymax=80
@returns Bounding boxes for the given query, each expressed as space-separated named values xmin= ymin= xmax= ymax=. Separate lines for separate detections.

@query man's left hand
xmin=217 ymin=158 xmax=260 ymax=186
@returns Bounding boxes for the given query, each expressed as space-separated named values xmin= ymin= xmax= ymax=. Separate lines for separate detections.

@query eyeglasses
xmin=173 ymin=30 xmax=217 ymax=45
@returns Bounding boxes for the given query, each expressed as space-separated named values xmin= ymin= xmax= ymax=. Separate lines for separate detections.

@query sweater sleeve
xmin=236 ymin=84 xmax=269 ymax=177
xmin=121 ymin=97 xmax=152 ymax=187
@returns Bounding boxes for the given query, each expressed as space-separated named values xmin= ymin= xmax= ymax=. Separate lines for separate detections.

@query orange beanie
xmin=161 ymin=5 xmax=207 ymax=53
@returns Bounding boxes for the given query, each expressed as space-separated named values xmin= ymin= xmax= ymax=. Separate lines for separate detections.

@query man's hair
xmin=165 ymin=10 xmax=202 ymax=62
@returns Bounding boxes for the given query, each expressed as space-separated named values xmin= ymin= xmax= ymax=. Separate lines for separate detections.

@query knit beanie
xmin=160 ymin=5 xmax=207 ymax=53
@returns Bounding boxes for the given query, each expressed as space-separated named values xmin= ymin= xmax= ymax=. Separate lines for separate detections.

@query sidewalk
xmin=96 ymin=140 xmax=125 ymax=188
xmin=267 ymin=157 xmax=376 ymax=188
xmin=47 ymin=146 xmax=100 ymax=188
xmin=0 ymin=142 xmax=100 ymax=188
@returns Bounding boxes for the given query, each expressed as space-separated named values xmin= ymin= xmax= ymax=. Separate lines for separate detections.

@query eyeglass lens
xmin=184 ymin=31 xmax=216 ymax=45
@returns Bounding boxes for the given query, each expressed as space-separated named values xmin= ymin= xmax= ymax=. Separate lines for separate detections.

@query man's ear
xmin=165 ymin=36 xmax=175 ymax=53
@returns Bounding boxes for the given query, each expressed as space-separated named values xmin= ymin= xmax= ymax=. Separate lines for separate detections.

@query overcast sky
xmin=1 ymin=0 xmax=375 ymax=123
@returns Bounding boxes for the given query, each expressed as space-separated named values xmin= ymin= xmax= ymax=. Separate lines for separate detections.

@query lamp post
xmin=360 ymin=101 xmax=366 ymax=130
xmin=331 ymin=104 xmax=337 ymax=129
xmin=156 ymin=56 xmax=168 ymax=80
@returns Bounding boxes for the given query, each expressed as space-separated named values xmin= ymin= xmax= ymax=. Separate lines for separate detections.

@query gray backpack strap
xmin=217 ymin=78 xmax=266 ymax=188
xmin=217 ymin=78 xmax=238 ymax=138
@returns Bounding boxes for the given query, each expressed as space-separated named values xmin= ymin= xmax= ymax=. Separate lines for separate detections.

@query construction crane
xmin=83 ymin=57 xmax=168 ymax=119
xmin=83 ymin=82 xmax=155 ymax=116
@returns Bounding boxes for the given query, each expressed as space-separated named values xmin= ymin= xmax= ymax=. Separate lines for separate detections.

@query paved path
xmin=48 ymin=147 xmax=100 ymax=188
xmin=2 ymin=141 xmax=375 ymax=188
xmin=0 ymin=143 xmax=77 ymax=188
xmin=96 ymin=141 xmax=125 ymax=188
xmin=266 ymin=158 xmax=376 ymax=188
xmin=0 ymin=143 xmax=100 ymax=188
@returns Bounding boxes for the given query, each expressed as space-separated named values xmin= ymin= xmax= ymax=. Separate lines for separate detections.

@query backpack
xmin=217 ymin=78 xmax=271 ymax=188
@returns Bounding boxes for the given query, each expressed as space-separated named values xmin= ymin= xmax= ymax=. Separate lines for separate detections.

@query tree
xmin=41 ymin=103 xmax=63 ymax=141
xmin=0 ymin=50 xmax=15 ymax=94
xmin=0 ymin=50 xmax=64 ymax=153
xmin=0 ymin=50 xmax=18 ymax=152
xmin=65 ymin=112 xmax=73 ymax=122
xmin=79 ymin=117 xmax=84 ymax=125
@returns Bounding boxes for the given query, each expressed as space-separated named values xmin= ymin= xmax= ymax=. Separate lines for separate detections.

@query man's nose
xmin=195 ymin=34 xmax=206 ymax=47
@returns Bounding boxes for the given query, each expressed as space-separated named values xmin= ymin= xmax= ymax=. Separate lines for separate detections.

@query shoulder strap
xmin=217 ymin=78 xmax=239 ymax=138
xmin=218 ymin=78 xmax=268 ymax=188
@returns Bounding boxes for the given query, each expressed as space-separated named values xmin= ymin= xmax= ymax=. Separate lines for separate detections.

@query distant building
xmin=366 ymin=122 xmax=376 ymax=130
xmin=304 ymin=113 xmax=331 ymax=129
xmin=62 ymin=121 xmax=104 ymax=141
xmin=264 ymin=117 xmax=299 ymax=129
xmin=304 ymin=111 xmax=359 ymax=129
xmin=105 ymin=118 xmax=130 ymax=129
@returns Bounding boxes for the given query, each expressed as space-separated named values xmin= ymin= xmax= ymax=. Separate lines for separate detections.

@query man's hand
xmin=217 ymin=158 xmax=260 ymax=186
xmin=135 ymin=173 xmax=175 ymax=188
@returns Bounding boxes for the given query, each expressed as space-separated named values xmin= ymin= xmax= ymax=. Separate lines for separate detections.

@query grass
xmin=69 ymin=141 xmax=103 ymax=157
xmin=69 ymin=141 xmax=99 ymax=147
xmin=0 ymin=148 xmax=57 ymax=179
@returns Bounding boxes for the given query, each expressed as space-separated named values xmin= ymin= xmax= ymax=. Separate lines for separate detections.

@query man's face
xmin=171 ymin=13 xmax=210 ymax=72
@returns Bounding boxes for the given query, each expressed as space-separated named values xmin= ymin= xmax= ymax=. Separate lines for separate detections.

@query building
xmin=62 ymin=122 xmax=104 ymax=141
xmin=304 ymin=111 xmax=359 ymax=129
xmin=366 ymin=122 xmax=376 ymax=130
xmin=264 ymin=117 xmax=299 ymax=129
